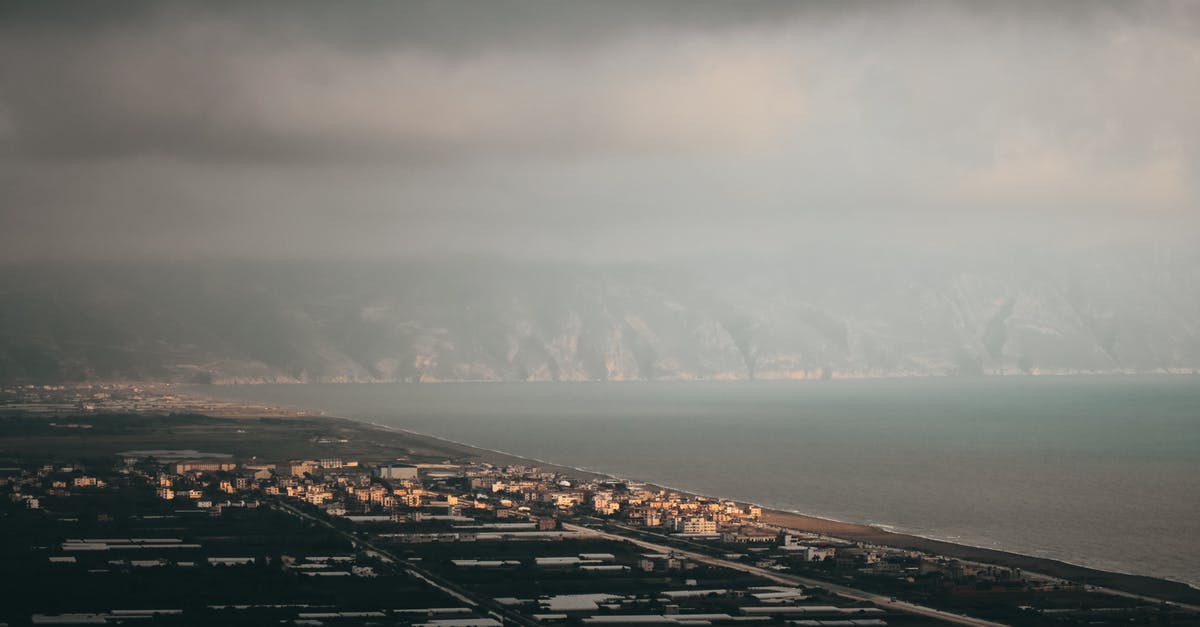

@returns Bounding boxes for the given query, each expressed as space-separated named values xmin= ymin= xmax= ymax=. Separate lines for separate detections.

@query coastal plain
xmin=2 ymin=386 xmax=1197 ymax=611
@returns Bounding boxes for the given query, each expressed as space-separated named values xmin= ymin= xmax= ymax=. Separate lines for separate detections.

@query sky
xmin=0 ymin=0 xmax=1197 ymax=263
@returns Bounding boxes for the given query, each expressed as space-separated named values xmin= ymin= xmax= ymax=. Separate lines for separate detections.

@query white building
xmin=375 ymin=464 xmax=418 ymax=481
xmin=681 ymin=518 xmax=717 ymax=535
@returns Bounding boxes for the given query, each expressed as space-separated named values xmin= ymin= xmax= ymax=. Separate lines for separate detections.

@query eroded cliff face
xmin=2 ymin=252 xmax=1198 ymax=384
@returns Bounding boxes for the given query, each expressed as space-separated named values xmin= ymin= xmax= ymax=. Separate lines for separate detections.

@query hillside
xmin=2 ymin=252 xmax=1197 ymax=384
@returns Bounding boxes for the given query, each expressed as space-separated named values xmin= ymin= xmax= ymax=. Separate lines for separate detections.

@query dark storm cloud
xmin=0 ymin=1 xmax=1197 ymax=261
xmin=0 ymin=0 xmax=815 ymax=162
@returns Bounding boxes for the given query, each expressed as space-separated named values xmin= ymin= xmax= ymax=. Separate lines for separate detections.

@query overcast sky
xmin=0 ymin=1 xmax=1197 ymax=263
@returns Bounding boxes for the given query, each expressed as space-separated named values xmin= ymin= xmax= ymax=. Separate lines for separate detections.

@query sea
xmin=206 ymin=376 xmax=1200 ymax=589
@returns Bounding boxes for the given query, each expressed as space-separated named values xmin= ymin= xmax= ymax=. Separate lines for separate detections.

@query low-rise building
xmin=375 ymin=463 xmax=419 ymax=481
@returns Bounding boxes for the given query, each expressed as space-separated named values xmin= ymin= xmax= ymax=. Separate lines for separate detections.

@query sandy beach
xmin=341 ymin=416 xmax=1200 ymax=606
xmin=19 ymin=385 xmax=1191 ymax=609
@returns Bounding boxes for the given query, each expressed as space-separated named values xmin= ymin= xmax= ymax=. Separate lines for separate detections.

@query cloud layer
xmin=0 ymin=1 xmax=1197 ymax=261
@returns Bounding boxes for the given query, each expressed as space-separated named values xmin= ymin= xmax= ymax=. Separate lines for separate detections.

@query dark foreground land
xmin=1 ymin=410 xmax=1198 ymax=626
xmin=0 ymin=411 xmax=509 ymax=468
xmin=6 ymin=409 xmax=1190 ymax=605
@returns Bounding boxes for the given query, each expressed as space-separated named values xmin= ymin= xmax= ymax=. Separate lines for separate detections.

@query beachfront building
xmin=681 ymin=518 xmax=717 ymax=535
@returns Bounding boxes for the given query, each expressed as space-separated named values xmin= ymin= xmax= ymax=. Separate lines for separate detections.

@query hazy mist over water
xmin=210 ymin=376 xmax=1200 ymax=588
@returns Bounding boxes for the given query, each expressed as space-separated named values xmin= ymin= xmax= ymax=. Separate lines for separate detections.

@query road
xmin=270 ymin=499 xmax=537 ymax=626
xmin=271 ymin=498 xmax=1004 ymax=626
xmin=563 ymin=522 xmax=1007 ymax=627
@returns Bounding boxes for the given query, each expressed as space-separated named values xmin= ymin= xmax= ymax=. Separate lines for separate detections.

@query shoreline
xmin=52 ymin=380 xmax=1192 ymax=607
xmin=5 ymin=389 xmax=1197 ymax=607
xmin=345 ymin=416 xmax=1200 ymax=606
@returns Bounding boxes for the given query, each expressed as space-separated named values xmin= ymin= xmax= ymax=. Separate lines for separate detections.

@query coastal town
xmin=0 ymin=383 xmax=311 ymax=418
xmin=2 ymin=395 xmax=1199 ymax=626
xmin=6 ymin=2 xmax=1200 ymax=625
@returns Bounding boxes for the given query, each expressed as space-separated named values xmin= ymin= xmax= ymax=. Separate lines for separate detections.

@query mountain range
xmin=1 ymin=251 xmax=1197 ymax=384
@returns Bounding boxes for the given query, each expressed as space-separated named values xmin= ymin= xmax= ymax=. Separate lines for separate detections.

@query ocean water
xmin=208 ymin=377 xmax=1200 ymax=588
